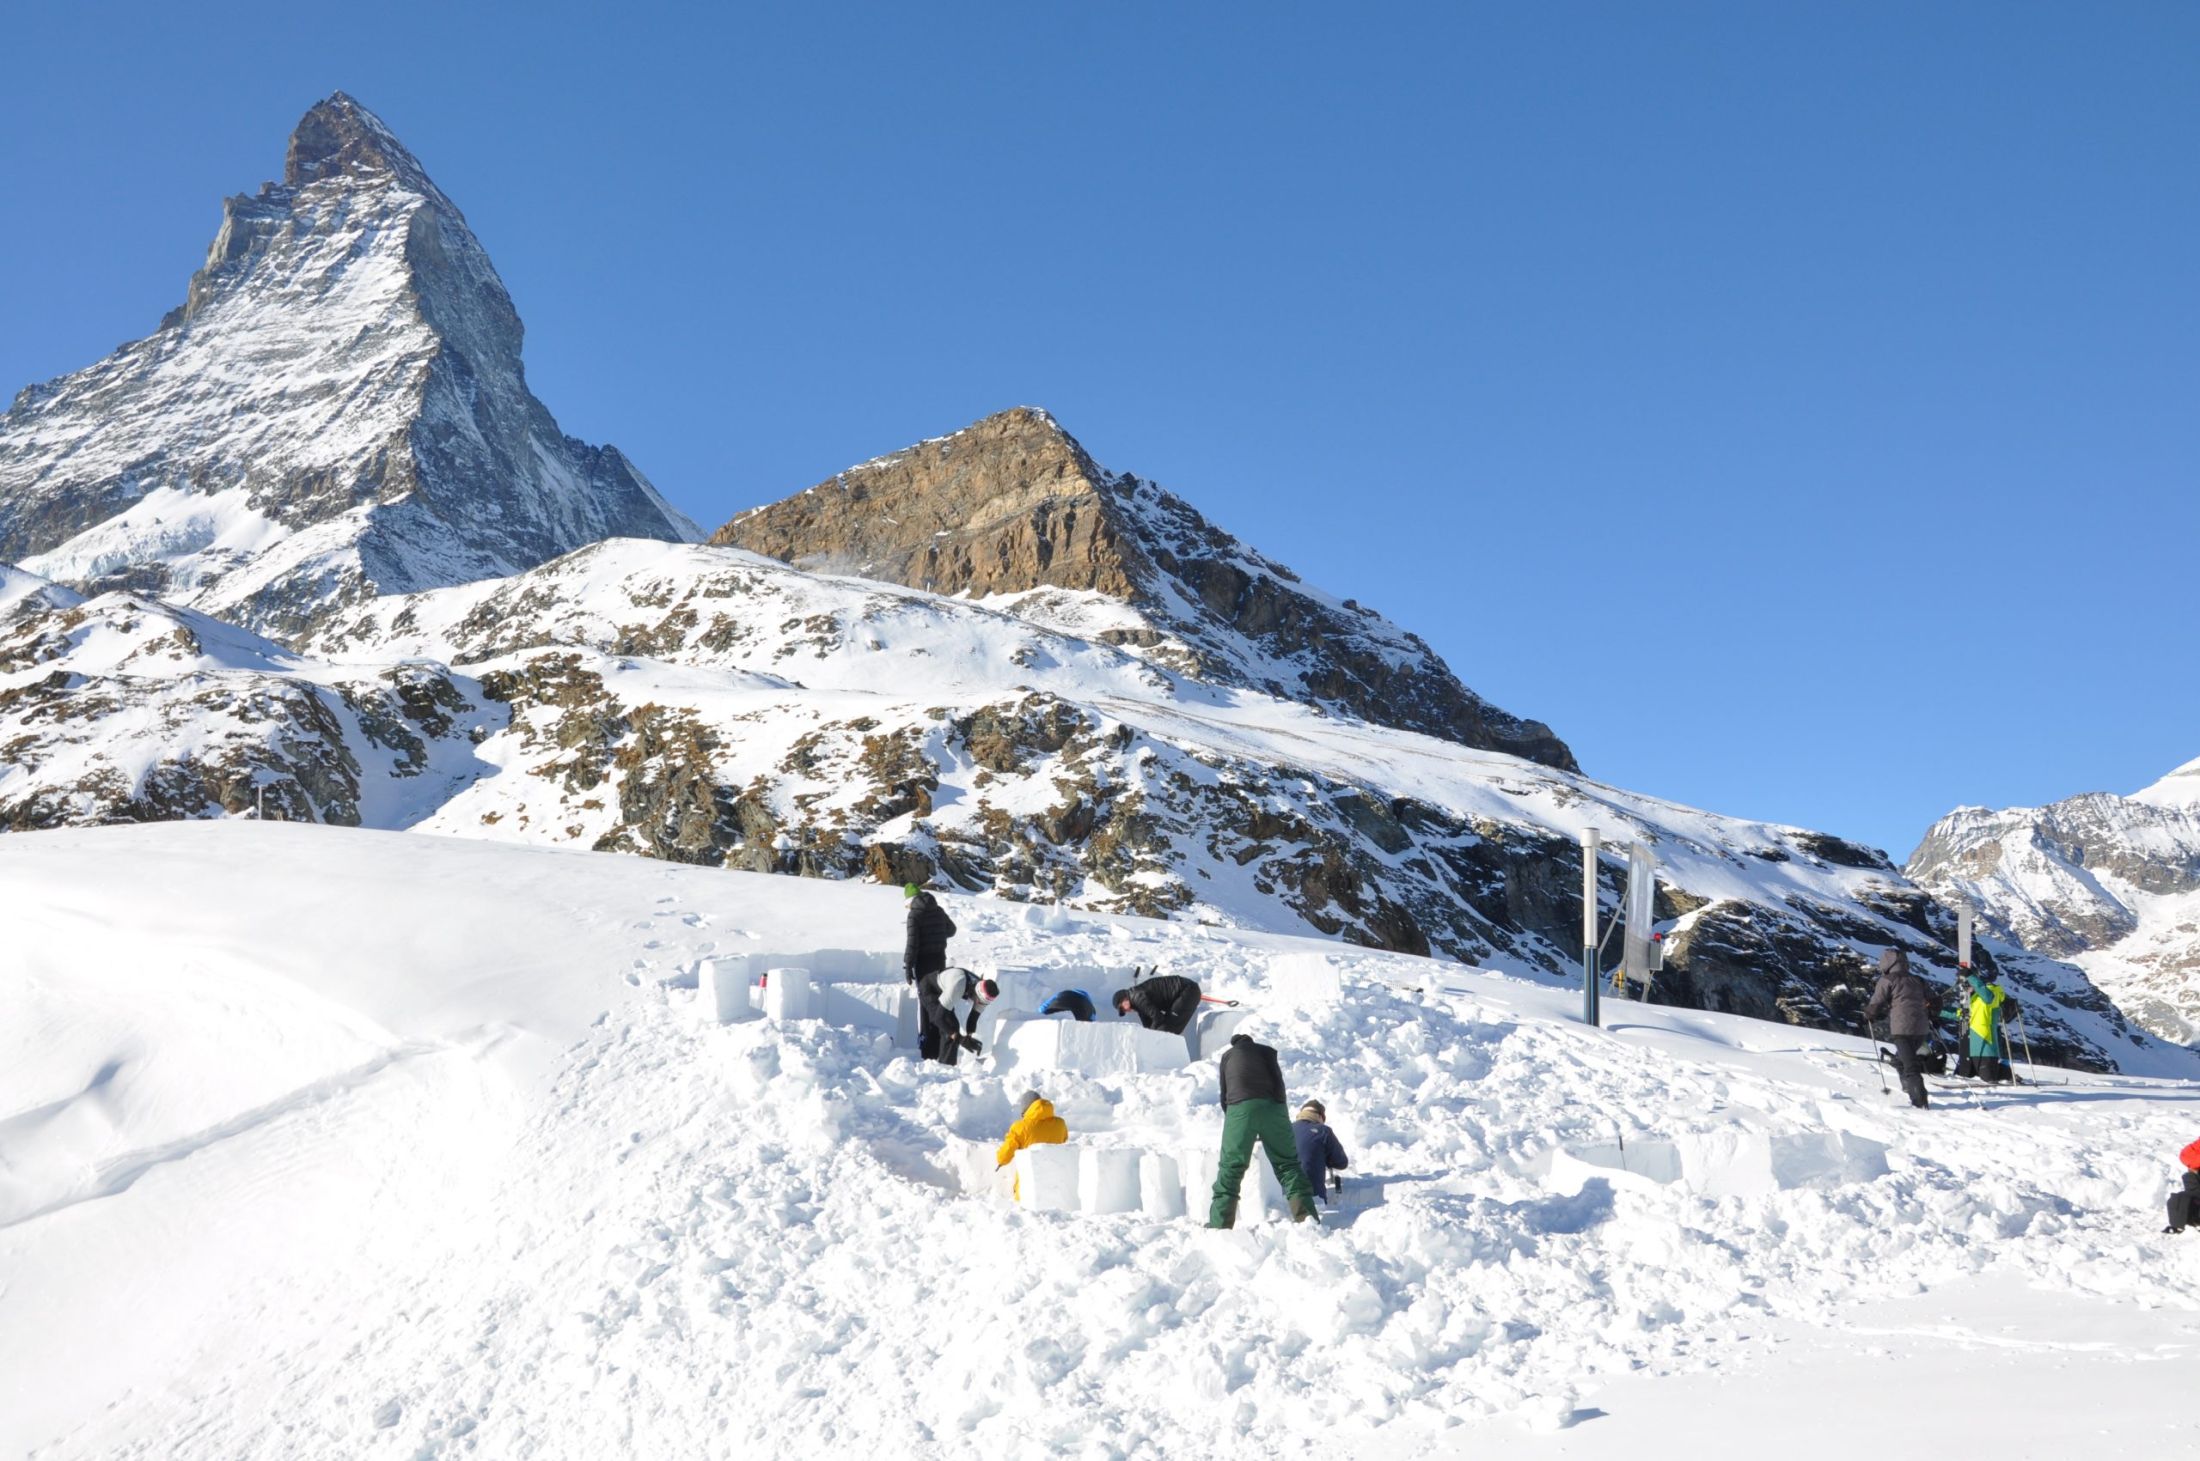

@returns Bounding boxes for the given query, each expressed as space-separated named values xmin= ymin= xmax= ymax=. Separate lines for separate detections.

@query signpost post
xmin=1582 ymin=828 xmax=1602 ymax=1027
xmin=1621 ymin=840 xmax=1658 ymax=1001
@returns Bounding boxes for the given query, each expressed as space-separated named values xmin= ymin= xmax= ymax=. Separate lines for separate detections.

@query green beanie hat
xmin=903 ymin=882 xmax=921 ymax=898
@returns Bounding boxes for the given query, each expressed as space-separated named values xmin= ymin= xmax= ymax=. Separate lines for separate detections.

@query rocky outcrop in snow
xmin=0 ymin=93 xmax=693 ymax=643
xmin=1909 ymin=764 xmax=2200 ymax=1043
xmin=0 ymin=566 xmax=497 ymax=830
xmin=711 ymin=407 xmax=1575 ymax=770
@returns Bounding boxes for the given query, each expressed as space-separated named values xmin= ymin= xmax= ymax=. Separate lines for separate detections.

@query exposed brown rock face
xmin=712 ymin=408 xmax=1577 ymax=771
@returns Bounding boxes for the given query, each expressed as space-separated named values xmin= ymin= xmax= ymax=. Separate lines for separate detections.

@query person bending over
xmin=1112 ymin=974 xmax=1201 ymax=1035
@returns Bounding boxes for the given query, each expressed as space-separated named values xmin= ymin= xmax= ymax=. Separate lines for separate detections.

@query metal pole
xmin=1581 ymin=828 xmax=1602 ymax=1027
xmin=256 ymin=784 xmax=264 ymax=820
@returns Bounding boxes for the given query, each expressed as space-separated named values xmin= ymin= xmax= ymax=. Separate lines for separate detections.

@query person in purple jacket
xmin=1292 ymin=1099 xmax=1349 ymax=1206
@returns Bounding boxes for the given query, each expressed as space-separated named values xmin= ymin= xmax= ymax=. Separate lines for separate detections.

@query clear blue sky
xmin=4 ymin=3 xmax=2195 ymax=858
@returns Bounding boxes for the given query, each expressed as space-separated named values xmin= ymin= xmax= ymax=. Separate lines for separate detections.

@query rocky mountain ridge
xmin=1909 ymin=762 xmax=2200 ymax=1043
xmin=712 ymin=407 xmax=1575 ymax=770
xmin=0 ymin=93 xmax=693 ymax=643
xmin=2 ymin=540 xmax=2165 ymax=1072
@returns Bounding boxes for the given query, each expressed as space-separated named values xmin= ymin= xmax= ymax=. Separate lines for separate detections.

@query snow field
xmin=3 ymin=822 xmax=2198 ymax=1460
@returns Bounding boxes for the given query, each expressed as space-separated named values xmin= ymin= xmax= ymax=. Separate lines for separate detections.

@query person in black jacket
xmin=1209 ymin=1032 xmax=1318 ymax=1227
xmin=903 ymin=884 xmax=956 ymax=1059
xmin=1112 ymin=974 xmax=1202 ymax=1035
xmin=1862 ymin=947 xmax=1932 ymax=1109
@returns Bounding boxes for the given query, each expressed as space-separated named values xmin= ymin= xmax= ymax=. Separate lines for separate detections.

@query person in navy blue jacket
xmin=1292 ymin=1099 xmax=1349 ymax=1205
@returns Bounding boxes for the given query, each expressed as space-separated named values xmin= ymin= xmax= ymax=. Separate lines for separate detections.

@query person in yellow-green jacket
xmin=997 ymin=1089 xmax=1068 ymax=1201
xmin=1946 ymin=972 xmax=2015 ymax=1083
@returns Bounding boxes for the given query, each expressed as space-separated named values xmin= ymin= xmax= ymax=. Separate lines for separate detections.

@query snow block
xmin=1267 ymin=952 xmax=1343 ymax=1007
xmin=815 ymin=981 xmax=912 ymax=1043
xmin=995 ymin=1019 xmax=1191 ymax=1077
xmin=987 ymin=965 xmax=1051 ymax=1013
xmin=1183 ymin=1141 xmax=1285 ymax=1223
xmin=699 ymin=956 xmax=755 ymax=1023
xmin=744 ymin=949 xmax=900 ymax=984
xmin=1011 ymin=1144 xmax=1082 ymax=1211
xmin=760 ymin=966 xmax=813 ymax=1022
xmin=1078 ymin=1148 xmax=1143 ymax=1215
xmin=1139 ymin=1153 xmax=1186 ymax=1219
xmin=1191 ymin=1007 xmax=1252 ymax=1059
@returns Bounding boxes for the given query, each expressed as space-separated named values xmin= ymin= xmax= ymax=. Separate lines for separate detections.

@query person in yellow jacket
xmin=997 ymin=1089 xmax=1068 ymax=1202
xmin=1945 ymin=972 xmax=2015 ymax=1083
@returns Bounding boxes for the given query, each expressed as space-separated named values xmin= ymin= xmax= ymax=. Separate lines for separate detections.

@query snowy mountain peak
xmin=2134 ymin=753 xmax=2200 ymax=810
xmin=713 ymin=406 xmax=1577 ymax=770
xmin=284 ymin=91 xmax=433 ymax=192
xmin=0 ymin=93 xmax=694 ymax=644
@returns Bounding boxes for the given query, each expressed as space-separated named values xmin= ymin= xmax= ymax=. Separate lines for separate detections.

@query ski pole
xmin=2014 ymin=1015 xmax=2038 ymax=1084
xmin=1862 ymin=1018 xmax=1888 ymax=1096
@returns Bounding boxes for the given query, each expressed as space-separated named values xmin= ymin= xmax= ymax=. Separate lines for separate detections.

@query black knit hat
xmin=1110 ymin=988 xmax=1133 ymax=1013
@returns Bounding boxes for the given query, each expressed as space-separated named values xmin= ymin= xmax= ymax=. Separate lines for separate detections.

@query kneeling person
xmin=2166 ymin=1135 xmax=2200 ymax=1234
xmin=997 ymin=1088 xmax=1069 ymax=1202
xmin=1292 ymin=1099 xmax=1350 ymax=1205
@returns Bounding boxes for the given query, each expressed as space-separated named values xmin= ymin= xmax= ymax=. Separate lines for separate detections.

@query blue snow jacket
xmin=1293 ymin=1118 xmax=1349 ymax=1203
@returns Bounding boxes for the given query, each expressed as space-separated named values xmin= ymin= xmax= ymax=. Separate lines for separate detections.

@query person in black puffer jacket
xmin=1209 ymin=1033 xmax=1318 ymax=1227
xmin=903 ymin=884 xmax=956 ymax=1058
xmin=1863 ymin=947 xmax=1933 ymax=1109
xmin=1112 ymin=975 xmax=1202 ymax=1035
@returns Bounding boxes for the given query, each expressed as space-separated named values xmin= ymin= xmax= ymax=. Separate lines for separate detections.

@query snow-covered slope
xmin=712 ymin=407 xmax=1576 ymax=769
xmin=0 ymin=579 xmax=498 ymax=830
xmin=1910 ymin=765 xmax=2200 ymax=1045
xmin=0 ymin=94 xmax=694 ymax=643
xmin=5 ymin=537 xmax=2164 ymax=1069
xmin=3 ymin=823 xmax=2195 ymax=1459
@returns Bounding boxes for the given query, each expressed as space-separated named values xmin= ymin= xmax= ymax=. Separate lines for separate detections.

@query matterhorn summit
xmin=0 ymin=93 xmax=695 ymax=641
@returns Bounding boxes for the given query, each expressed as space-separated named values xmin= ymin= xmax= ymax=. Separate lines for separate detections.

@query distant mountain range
xmin=0 ymin=93 xmax=2184 ymax=1073
xmin=1909 ymin=758 xmax=2200 ymax=1044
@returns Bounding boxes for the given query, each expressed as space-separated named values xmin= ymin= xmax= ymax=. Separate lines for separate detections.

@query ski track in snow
xmin=3 ymin=823 xmax=2198 ymax=1460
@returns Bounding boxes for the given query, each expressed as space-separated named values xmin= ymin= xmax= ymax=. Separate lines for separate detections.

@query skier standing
xmin=1291 ymin=1099 xmax=1351 ymax=1206
xmin=1113 ymin=974 xmax=1203 ymax=1035
xmin=1207 ymin=1032 xmax=1319 ymax=1228
xmin=1950 ymin=971 xmax=2014 ymax=1083
xmin=903 ymin=883 xmax=957 ymax=1058
xmin=1862 ymin=948 xmax=1932 ymax=1109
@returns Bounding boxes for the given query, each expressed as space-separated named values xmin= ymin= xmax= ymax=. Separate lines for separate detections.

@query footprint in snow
xmin=372 ymin=1398 xmax=402 ymax=1429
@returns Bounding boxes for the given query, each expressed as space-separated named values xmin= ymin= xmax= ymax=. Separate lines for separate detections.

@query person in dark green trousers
xmin=1208 ymin=1032 xmax=1320 ymax=1227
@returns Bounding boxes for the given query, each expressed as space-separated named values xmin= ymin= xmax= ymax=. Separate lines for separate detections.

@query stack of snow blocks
xmin=994 ymin=1016 xmax=1192 ymax=1077
xmin=704 ymin=950 xmax=918 ymax=1048
xmin=1178 ymin=1142 xmax=1287 ymax=1224
xmin=1006 ymin=1146 xmax=1188 ymax=1219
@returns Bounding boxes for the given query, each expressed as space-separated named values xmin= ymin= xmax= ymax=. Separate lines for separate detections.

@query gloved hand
xmin=960 ymin=1035 xmax=984 ymax=1055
